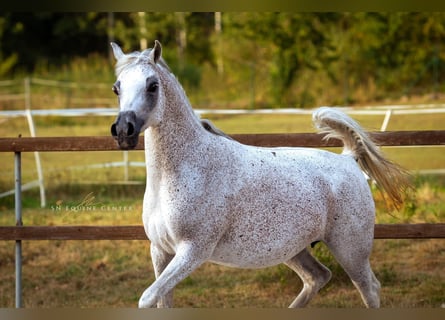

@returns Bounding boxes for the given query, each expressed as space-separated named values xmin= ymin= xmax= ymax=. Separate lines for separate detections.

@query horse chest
xmin=143 ymin=184 xmax=219 ymax=254
xmin=142 ymin=187 xmax=181 ymax=254
xmin=144 ymin=213 xmax=177 ymax=254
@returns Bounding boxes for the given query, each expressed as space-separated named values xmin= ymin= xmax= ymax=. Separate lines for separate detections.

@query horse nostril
xmin=111 ymin=123 xmax=118 ymax=137
xmin=127 ymin=122 xmax=135 ymax=136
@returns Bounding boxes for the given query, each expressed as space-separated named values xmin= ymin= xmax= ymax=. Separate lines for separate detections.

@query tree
xmin=1 ymin=12 xmax=444 ymax=105
xmin=333 ymin=12 xmax=445 ymax=102
xmin=0 ymin=14 xmax=18 ymax=76
xmin=222 ymin=13 xmax=340 ymax=107
xmin=0 ymin=13 xmax=112 ymax=74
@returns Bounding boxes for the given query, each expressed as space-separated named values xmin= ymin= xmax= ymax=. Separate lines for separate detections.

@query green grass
xmin=0 ymin=108 xmax=444 ymax=307
xmin=0 ymin=236 xmax=442 ymax=307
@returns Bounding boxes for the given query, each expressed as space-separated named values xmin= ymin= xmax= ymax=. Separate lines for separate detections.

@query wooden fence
xmin=0 ymin=131 xmax=444 ymax=307
xmin=0 ymin=130 xmax=445 ymax=241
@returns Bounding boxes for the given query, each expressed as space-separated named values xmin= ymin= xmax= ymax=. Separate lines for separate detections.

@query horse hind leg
xmin=326 ymin=239 xmax=381 ymax=308
xmin=342 ymin=257 xmax=381 ymax=308
xmin=285 ymin=248 xmax=332 ymax=308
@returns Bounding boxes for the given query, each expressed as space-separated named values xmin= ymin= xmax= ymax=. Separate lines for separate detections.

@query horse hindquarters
xmin=283 ymin=169 xmax=379 ymax=308
xmin=323 ymin=177 xmax=380 ymax=307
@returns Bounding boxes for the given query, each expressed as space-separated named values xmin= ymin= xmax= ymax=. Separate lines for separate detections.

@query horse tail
xmin=312 ymin=107 xmax=411 ymax=208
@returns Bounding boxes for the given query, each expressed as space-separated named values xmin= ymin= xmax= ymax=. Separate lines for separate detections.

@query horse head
xmin=110 ymin=41 xmax=163 ymax=150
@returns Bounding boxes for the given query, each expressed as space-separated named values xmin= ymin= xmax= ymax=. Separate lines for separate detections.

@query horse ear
xmin=110 ymin=42 xmax=124 ymax=61
xmin=149 ymin=40 xmax=162 ymax=63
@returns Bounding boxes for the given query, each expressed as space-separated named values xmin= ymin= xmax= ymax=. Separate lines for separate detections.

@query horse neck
xmin=144 ymin=68 xmax=205 ymax=170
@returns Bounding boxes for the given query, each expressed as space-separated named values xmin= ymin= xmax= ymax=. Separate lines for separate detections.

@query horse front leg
xmin=150 ymin=244 xmax=174 ymax=307
xmin=139 ymin=242 xmax=207 ymax=308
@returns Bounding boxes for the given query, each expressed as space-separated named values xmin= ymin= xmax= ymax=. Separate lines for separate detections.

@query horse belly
xmin=207 ymin=155 xmax=330 ymax=268
xmin=209 ymin=209 xmax=323 ymax=269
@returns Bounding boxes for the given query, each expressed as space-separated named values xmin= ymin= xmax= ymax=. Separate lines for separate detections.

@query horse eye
xmin=112 ymin=85 xmax=119 ymax=96
xmin=147 ymin=82 xmax=158 ymax=94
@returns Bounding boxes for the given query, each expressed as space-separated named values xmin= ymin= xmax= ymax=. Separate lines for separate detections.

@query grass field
xmin=0 ymin=109 xmax=444 ymax=307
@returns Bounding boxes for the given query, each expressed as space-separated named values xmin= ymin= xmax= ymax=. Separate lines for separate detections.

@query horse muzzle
xmin=111 ymin=111 xmax=144 ymax=150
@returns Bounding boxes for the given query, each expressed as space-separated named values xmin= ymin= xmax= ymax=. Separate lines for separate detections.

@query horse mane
xmin=115 ymin=48 xmax=171 ymax=76
xmin=201 ymin=119 xmax=234 ymax=140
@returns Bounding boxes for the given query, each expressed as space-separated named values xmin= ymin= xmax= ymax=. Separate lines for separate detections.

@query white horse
xmin=109 ymin=41 xmax=409 ymax=308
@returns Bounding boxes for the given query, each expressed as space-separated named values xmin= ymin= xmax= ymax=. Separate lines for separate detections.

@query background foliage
xmin=1 ymin=12 xmax=445 ymax=108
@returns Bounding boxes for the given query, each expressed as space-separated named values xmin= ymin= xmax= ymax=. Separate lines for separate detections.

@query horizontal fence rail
xmin=0 ymin=224 xmax=444 ymax=241
xmin=0 ymin=130 xmax=444 ymax=152
xmin=2 ymin=106 xmax=445 ymax=118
